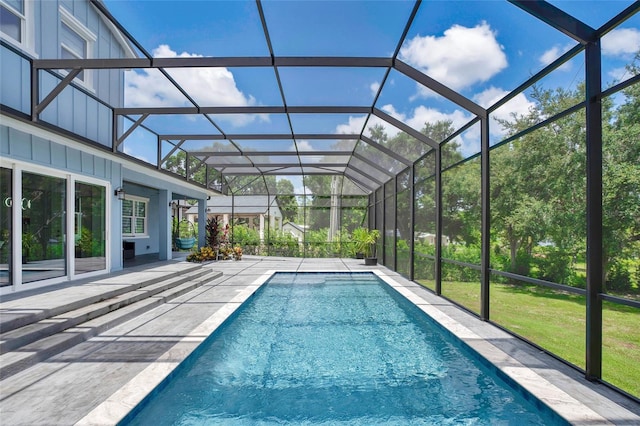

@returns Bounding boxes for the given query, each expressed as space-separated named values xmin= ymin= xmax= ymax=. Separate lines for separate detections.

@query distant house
xmin=415 ymin=232 xmax=450 ymax=246
xmin=283 ymin=222 xmax=308 ymax=243
xmin=186 ymin=195 xmax=283 ymax=242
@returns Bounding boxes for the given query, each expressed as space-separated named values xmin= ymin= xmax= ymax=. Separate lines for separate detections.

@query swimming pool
xmin=120 ymin=272 xmax=568 ymax=425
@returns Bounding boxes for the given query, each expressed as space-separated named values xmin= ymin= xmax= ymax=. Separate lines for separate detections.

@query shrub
xmin=187 ymin=246 xmax=216 ymax=262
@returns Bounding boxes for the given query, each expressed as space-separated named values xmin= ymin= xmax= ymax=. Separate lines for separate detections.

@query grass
xmin=416 ymin=279 xmax=640 ymax=398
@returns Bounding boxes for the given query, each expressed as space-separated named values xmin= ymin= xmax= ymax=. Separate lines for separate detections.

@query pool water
xmin=121 ymin=272 xmax=568 ymax=425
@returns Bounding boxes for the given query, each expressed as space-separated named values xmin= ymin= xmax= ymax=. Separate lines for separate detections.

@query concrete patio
xmin=1 ymin=257 xmax=639 ymax=425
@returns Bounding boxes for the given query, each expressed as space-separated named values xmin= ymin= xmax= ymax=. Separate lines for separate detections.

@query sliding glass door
xmin=22 ymin=171 xmax=67 ymax=284
xmin=74 ymin=181 xmax=106 ymax=274
xmin=0 ymin=167 xmax=11 ymax=287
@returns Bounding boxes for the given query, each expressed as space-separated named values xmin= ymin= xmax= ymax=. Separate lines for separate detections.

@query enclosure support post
xmin=585 ymin=39 xmax=603 ymax=381
xmin=409 ymin=164 xmax=415 ymax=281
xmin=393 ymin=174 xmax=398 ymax=272
xmin=197 ymin=199 xmax=206 ymax=249
xmin=480 ymin=116 xmax=491 ymax=321
xmin=381 ymin=181 xmax=386 ymax=266
xmin=159 ymin=189 xmax=171 ymax=260
xmin=435 ymin=147 xmax=442 ymax=296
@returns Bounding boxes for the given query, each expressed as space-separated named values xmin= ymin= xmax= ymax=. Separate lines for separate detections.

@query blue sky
xmin=102 ymin=0 xmax=639 ymax=193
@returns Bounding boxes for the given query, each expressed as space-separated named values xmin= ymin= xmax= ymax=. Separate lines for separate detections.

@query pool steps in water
xmin=0 ymin=264 xmax=222 ymax=380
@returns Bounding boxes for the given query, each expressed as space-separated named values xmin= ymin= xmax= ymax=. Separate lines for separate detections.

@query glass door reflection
xmin=22 ymin=172 xmax=66 ymax=283
xmin=74 ymin=181 xmax=106 ymax=274
xmin=0 ymin=167 xmax=11 ymax=287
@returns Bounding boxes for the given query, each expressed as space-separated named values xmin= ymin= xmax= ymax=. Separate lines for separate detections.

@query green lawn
xmin=417 ymin=280 xmax=640 ymax=398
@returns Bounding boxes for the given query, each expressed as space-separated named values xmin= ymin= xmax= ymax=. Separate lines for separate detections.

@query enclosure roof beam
xmin=207 ymin=162 xmax=350 ymax=168
xmin=351 ymin=152 xmax=396 ymax=177
xmin=393 ymin=59 xmax=486 ymax=118
xmin=372 ymin=108 xmax=439 ymax=149
xmin=34 ymin=56 xmax=392 ymax=70
xmin=159 ymin=133 xmax=360 ymax=141
xmin=360 ymin=135 xmax=412 ymax=166
xmin=509 ymin=0 xmax=596 ymax=44
xmin=189 ymin=150 xmax=353 ymax=157
xmin=117 ymin=106 xmax=372 ymax=115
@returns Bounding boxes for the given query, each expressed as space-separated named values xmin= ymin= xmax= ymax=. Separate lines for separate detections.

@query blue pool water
xmin=121 ymin=272 xmax=568 ymax=425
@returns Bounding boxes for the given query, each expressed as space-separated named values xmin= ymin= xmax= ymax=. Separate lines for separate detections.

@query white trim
xmin=0 ymin=159 xmax=111 ymax=296
xmin=59 ymin=6 xmax=96 ymax=89
xmin=92 ymin=2 xmax=137 ymax=59
xmin=121 ymin=194 xmax=149 ymax=238
xmin=0 ymin=0 xmax=36 ymax=56
xmin=58 ymin=6 xmax=97 ymax=42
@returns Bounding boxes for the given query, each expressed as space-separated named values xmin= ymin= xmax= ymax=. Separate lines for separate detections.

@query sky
xmin=101 ymin=0 xmax=640 ymax=194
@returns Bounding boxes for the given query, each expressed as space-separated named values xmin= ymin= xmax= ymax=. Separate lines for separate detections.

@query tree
xmin=490 ymin=85 xmax=590 ymax=282
xmin=163 ymin=150 xmax=207 ymax=184
xmin=276 ymin=179 xmax=298 ymax=222
xmin=601 ymin=55 xmax=640 ymax=290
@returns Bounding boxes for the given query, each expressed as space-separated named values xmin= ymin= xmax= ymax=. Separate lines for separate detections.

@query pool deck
xmin=1 ymin=256 xmax=639 ymax=425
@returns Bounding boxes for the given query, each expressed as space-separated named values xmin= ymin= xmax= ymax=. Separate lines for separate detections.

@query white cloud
xmin=473 ymin=86 xmax=535 ymax=138
xmin=295 ymin=140 xmax=316 ymax=151
xmin=370 ymin=81 xmax=380 ymax=97
xmin=406 ymin=105 xmax=471 ymax=135
xmin=399 ymin=22 xmax=507 ymax=92
xmin=335 ymin=104 xmax=472 ymax=142
xmin=607 ymin=66 xmax=630 ymax=83
xmin=125 ymin=44 xmax=265 ymax=127
xmin=538 ymin=44 xmax=573 ymax=71
xmin=602 ymin=28 xmax=640 ymax=57
xmin=335 ymin=115 xmax=368 ymax=135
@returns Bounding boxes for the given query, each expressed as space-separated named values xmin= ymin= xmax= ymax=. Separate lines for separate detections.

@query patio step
xmin=0 ymin=263 xmax=204 ymax=334
xmin=0 ymin=267 xmax=222 ymax=380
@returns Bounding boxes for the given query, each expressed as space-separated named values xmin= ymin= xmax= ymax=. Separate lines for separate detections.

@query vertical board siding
xmin=67 ymin=146 xmax=82 ymax=172
xmin=81 ymin=151 xmax=94 ymax=174
xmin=0 ymin=48 xmax=30 ymax=113
xmin=8 ymin=127 xmax=31 ymax=159
xmin=51 ymin=142 xmax=67 ymax=168
xmin=5 ymin=1 xmax=127 ymax=145
xmin=0 ymin=126 xmax=9 ymax=155
xmin=1 ymin=124 xmax=114 ymax=181
xmin=32 ymin=136 xmax=51 ymax=165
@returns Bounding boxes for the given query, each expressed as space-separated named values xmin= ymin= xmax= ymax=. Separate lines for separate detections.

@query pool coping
xmin=76 ymin=269 xmax=617 ymax=425
xmin=375 ymin=271 xmax=611 ymax=426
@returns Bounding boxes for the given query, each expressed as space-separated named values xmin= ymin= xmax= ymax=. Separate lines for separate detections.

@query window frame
xmin=0 ymin=0 xmax=34 ymax=53
xmin=59 ymin=6 xmax=96 ymax=89
xmin=122 ymin=195 xmax=149 ymax=238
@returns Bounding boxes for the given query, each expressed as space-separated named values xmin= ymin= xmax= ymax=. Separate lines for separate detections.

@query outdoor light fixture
xmin=114 ymin=187 xmax=126 ymax=200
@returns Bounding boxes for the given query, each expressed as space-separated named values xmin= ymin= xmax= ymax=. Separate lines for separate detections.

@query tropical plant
xmin=352 ymin=227 xmax=380 ymax=258
xmin=206 ymin=216 xmax=220 ymax=249
xmin=186 ymin=246 xmax=216 ymax=262
xmin=233 ymin=245 xmax=243 ymax=260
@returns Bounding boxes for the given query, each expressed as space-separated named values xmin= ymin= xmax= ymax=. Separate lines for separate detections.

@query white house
xmin=185 ymin=195 xmax=283 ymax=243
xmin=282 ymin=222 xmax=308 ymax=243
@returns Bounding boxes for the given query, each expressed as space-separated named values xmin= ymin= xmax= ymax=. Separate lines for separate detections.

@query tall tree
xmin=601 ymin=56 xmax=640 ymax=288
xmin=276 ymin=179 xmax=298 ymax=222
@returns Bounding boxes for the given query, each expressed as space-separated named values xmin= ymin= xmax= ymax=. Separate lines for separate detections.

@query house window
xmin=0 ymin=0 xmax=24 ymax=44
xmin=59 ymin=6 xmax=95 ymax=87
xmin=122 ymin=196 xmax=148 ymax=238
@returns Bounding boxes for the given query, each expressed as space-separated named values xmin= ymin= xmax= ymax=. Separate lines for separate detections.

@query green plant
xmin=177 ymin=220 xmax=195 ymax=239
xmin=187 ymin=246 xmax=216 ymax=262
xmin=352 ymin=227 xmax=380 ymax=258
xmin=22 ymin=232 xmax=35 ymax=257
